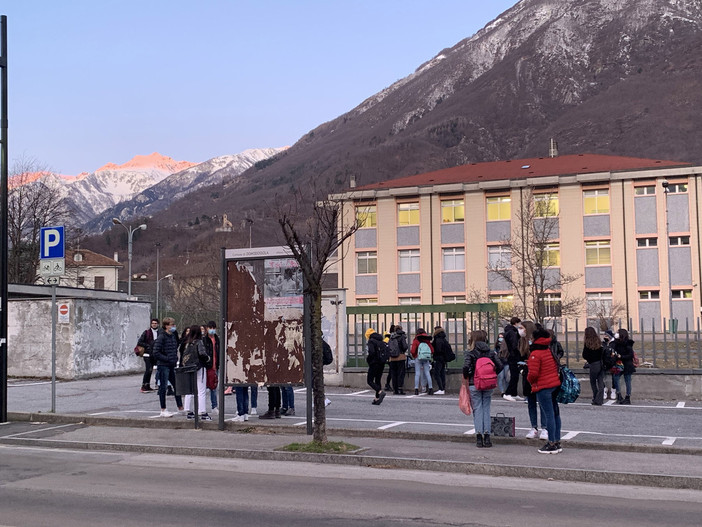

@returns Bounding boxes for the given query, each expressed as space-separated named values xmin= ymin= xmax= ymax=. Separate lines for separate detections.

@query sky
xmin=3 ymin=0 xmax=517 ymax=175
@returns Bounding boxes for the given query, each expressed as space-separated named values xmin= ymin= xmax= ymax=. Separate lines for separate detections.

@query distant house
xmin=37 ymin=249 xmax=123 ymax=290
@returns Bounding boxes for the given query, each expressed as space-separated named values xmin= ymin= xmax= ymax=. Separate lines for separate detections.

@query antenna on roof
xmin=549 ymin=138 xmax=559 ymax=158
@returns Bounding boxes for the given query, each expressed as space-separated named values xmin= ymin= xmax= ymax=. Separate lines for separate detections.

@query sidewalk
xmin=4 ymin=411 xmax=702 ymax=491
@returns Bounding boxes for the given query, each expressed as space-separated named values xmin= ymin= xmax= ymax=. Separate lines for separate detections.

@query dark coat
xmin=582 ymin=345 xmax=603 ymax=364
xmin=137 ymin=327 xmax=157 ymax=356
xmin=463 ymin=341 xmax=503 ymax=386
xmin=366 ymin=332 xmax=386 ymax=366
xmin=153 ymin=329 xmax=179 ymax=367
xmin=388 ymin=330 xmax=408 ymax=362
xmin=431 ymin=331 xmax=453 ymax=363
xmin=613 ymin=338 xmax=637 ymax=374
xmin=503 ymin=324 xmax=521 ymax=361
xmin=202 ymin=333 xmax=219 ymax=370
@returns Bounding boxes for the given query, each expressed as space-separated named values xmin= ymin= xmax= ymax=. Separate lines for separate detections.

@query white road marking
xmin=88 ymin=412 xmax=112 ymax=416
xmin=662 ymin=437 xmax=676 ymax=445
xmin=604 ymin=400 xmax=616 ymax=406
xmin=8 ymin=381 xmax=53 ymax=387
xmin=676 ymin=402 xmax=686 ymax=408
xmin=1 ymin=423 xmax=76 ymax=438
xmin=378 ymin=421 xmax=405 ymax=430
xmin=561 ymin=431 xmax=580 ymax=440
xmin=348 ymin=390 xmax=371 ymax=396
xmin=463 ymin=428 xmax=476 ymax=435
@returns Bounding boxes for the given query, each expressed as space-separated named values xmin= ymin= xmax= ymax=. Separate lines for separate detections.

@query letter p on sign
xmin=40 ymin=226 xmax=65 ymax=259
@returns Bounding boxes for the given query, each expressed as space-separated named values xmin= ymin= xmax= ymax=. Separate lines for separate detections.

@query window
xmin=540 ymin=243 xmax=561 ymax=266
xmin=635 ymin=185 xmax=655 ymax=195
xmin=487 ymin=196 xmax=511 ymax=221
xmin=77 ymin=276 xmax=85 ymax=285
xmin=489 ymin=294 xmax=514 ymax=316
xmin=356 ymin=298 xmax=378 ymax=305
xmin=441 ymin=199 xmax=464 ymax=223
xmin=639 ymin=291 xmax=660 ymax=300
xmin=538 ymin=293 xmax=562 ymax=317
xmin=398 ymin=202 xmax=419 ymax=226
xmin=673 ymin=290 xmax=693 ymax=299
xmin=356 ymin=205 xmax=376 ymax=228
xmin=74 ymin=253 xmax=83 ymax=262
xmin=443 ymin=295 xmax=466 ymax=304
xmin=442 ymin=247 xmax=465 ymax=271
xmin=488 ymin=245 xmax=511 ymax=269
xmin=583 ymin=189 xmax=610 ymax=214
xmin=587 ymin=292 xmax=612 ymax=318
xmin=357 ymin=251 xmax=377 ymax=274
xmin=398 ymin=297 xmax=421 ymax=305
xmin=585 ymin=240 xmax=611 ymax=265
xmin=668 ymin=183 xmax=688 ymax=194
xmin=534 ymin=194 xmax=559 ymax=217
xmin=670 ymin=236 xmax=690 ymax=246
xmin=398 ymin=249 xmax=420 ymax=273
xmin=94 ymin=276 xmax=105 ymax=290
xmin=637 ymin=237 xmax=658 ymax=247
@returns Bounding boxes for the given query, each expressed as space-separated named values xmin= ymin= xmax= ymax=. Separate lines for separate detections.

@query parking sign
xmin=40 ymin=226 xmax=65 ymax=259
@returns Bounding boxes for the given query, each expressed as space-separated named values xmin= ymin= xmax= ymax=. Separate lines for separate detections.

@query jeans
xmin=157 ymin=364 xmax=182 ymax=410
xmin=209 ymin=388 xmax=217 ymax=410
xmin=469 ymin=385 xmax=493 ymax=434
xmin=535 ymin=387 xmax=561 ymax=443
xmin=505 ymin=359 xmax=520 ymax=396
xmin=142 ymin=355 xmax=154 ymax=386
xmin=235 ymin=386 xmax=259 ymax=416
xmin=414 ymin=359 xmax=432 ymax=390
xmin=367 ymin=362 xmax=384 ymax=396
xmin=497 ymin=363 xmax=510 ymax=394
xmin=588 ymin=361 xmax=605 ymax=404
xmin=281 ymin=385 xmax=295 ymax=409
xmin=527 ymin=394 xmax=547 ymax=429
xmin=432 ymin=360 xmax=446 ymax=391
xmin=612 ymin=373 xmax=632 ymax=396
xmin=389 ymin=360 xmax=406 ymax=392
xmin=184 ymin=368 xmax=207 ymax=414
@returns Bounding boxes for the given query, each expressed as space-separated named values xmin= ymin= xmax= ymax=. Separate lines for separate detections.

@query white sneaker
xmin=502 ymin=394 xmax=517 ymax=402
xmin=539 ymin=429 xmax=549 ymax=440
xmin=526 ymin=428 xmax=539 ymax=439
xmin=249 ymin=407 xmax=257 ymax=416
xmin=324 ymin=398 xmax=331 ymax=407
xmin=230 ymin=414 xmax=246 ymax=422
xmin=515 ymin=395 xmax=526 ymax=402
xmin=603 ymin=389 xmax=608 ymax=400
xmin=243 ymin=413 xmax=249 ymax=421
xmin=610 ymin=389 xmax=617 ymax=400
xmin=159 ymin=410 xmax=174 ymax=418
xmin=434 ymin=390 xmax=445 ymax=395
xmin=211 ymin=407 xmax=218 ymax=414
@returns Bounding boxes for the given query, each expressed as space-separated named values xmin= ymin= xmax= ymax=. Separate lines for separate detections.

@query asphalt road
xmin=2 ymin=444 xmax=702 ymax=527
xmin=8 ymin=374 xmax=702 ymax=448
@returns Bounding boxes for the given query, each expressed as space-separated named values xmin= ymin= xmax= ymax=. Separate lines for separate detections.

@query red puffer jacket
xmin=526 ymin=340 xmax=561 ymax=393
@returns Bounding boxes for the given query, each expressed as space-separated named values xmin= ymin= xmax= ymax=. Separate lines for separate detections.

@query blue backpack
xmin=417 ymin=342 xmax=432 ymax=360
xmin=556 ymin=365 xmax=580 ymax=404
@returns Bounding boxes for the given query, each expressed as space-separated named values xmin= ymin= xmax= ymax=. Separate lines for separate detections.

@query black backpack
xmin=377 ymin=340 xmax=391 ymax=364
xmin=388 ymin=337 xmax=401 ymax=358
xmin=181 ymin=342 xmax=200 ymax=367
xmin=322 ymin=339 xmax=333 ymax=365
xmin=602 ymin=344 xmax=618 ymax=371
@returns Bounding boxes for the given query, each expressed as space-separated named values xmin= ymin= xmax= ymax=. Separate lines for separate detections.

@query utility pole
xmin=1 ymin=15 xmax=9 ymax=423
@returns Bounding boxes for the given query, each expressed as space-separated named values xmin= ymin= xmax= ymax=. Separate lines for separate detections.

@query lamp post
xmin=156 ymin=274 xmax=173 ymax=321
xmin=112 ymin=218 xmax=146 ymax=296
xmin=245 ymin=218 xmax=254 ymax=248
xmin=662 ymin=180 xmax=674 ymax=333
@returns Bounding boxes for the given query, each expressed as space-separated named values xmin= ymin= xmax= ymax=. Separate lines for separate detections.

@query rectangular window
xmin=534 ymin=194 xmax=559 ymax=217
xmin=486 ymin=196 xmax=511 ymax=221
xmin=77 ymin=276 xmax=85 ymax=286
xmin=637 ymin=237 xmax=658 ymax=247
xmin=538 ymin=293 xmax=562 ymax=317
xmin=668 ymin=183 xmax=688 ymax=194
xmin=357 ymin=251 xmax=377 ymax=274
xmin=356 ymin=298 xmax=378 ymax=305
xmin=587 ymin=292 xmax=612 ymax=318
xmin=540 ymin=243 xmax=561 ymax=266
xmin=356 ymin=205 xmax=377 ymax=228
xmin=670 ymin=236 xmax=690 ymax=246
xmin=488 ymin=245 xmax=511 ymax=269
xmin=672 ymin=290 xmax=693 ymax=299
xmin=635 ymin=185 xmax=655 ymax=195
xmin=639 ymin=291 xmax=660 ymax=300
xmin=583 ymin=189 xmax=610 ymax=215
xmin=94 ymin=276 xmax=105 ymax=290
xmin=585 ymin=240 xmax=611 ymax=265
xmin=489 ymin=294 xmax=514 ymax=316
xmin=441 ymin=199 xmax=465 ymax=223
xmin=443 ymin=295 xmax=466 ymax=304
xmin=398 ymin=202 xmax=419 ymax=226
xmin=398 ymin=249 xmax=420 ymax=273
xmin=442 ymin=247 xmax=465 ymax=271
xmin=398 ymin=297 xmax=421 ymax=305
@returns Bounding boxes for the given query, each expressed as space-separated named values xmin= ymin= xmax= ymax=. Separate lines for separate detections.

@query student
xmin=495 ymin=333 xmax=509 ymax=395
xmin=202 ymin=321 xmax=220 ymax=413
xmin=527 ymin=328 xmax=562 ymax=454
xmin=502 ymin=317 xmax=523 ymax=401
xmin=137 ymin=318 xmax=159 ymax=392
xmin=152 ymin=317 xmax=184 ymax=417
xmin=582 ymin=327 xmax=605 ymax=405
xmin=611 ymin=329 xmax=636 ymax=404
xmin=365 ymin=328 xmax=387 ymax=405
xmin=281 ymin=385 xmax=295 ymax=416
xmin=181 ymin=325 xmax=212 ymax=421
xmin=410 ymin=328 xmax=434 ymax=396
xmin=388 ymin=324 xmax=409 ymax=395
xmin=431 ymin=326 xmax=453 ymax=395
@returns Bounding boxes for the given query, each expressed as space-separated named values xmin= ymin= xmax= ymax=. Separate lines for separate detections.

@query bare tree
xmin=488 ymin=188 xmax=582 ymax=324
xmin=277 ymin=185 xmax=358 ymax=443
xmin=8 ymin=156 xmax=71 ymax=284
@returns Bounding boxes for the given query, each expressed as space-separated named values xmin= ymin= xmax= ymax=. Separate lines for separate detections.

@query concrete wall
xmin=8 ymin=298 xmax=151 ymax=379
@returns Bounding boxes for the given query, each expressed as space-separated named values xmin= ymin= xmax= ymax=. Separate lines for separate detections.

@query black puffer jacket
xmin=431 ymin=331 xmax=453 ymax=362
xmin=366 ymin=332 xmax=387 ymax=366
xmin=153 ymin=329 xmax=179 ymax=366
xmin=503 ymin=324 xmax=521 ymax=360
xmin=613 ymin=338 xmax=636 ymax=374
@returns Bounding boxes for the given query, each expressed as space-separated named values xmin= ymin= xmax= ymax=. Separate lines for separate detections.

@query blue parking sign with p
xmin=40 ymin=226 xmax=65 ymax=259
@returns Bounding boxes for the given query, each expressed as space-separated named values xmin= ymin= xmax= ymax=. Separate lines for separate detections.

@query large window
xmin=398 ymin=297 xmax=421 ymax=305
xmin=442 ymin=247 xmax=465 ymax=271
xmin=583 ymin=189 xmax=610 ymax=215
xmin=357 ymin=251 xmax=377 ymax=274
xmin=356 ymin=205 xmax=377 ymax=228
xmin=540 ymin=243 xmax=561 ymax=266
xmin=487 ymin=196 xmax=511 ymax=221
xmin=489 ymin=294 xmax=514 ymax=316
xmin=398 ymin=202 xmax=419 ymax=226
xmin=585 ymin=240 xmax=611 ymax=265
xmin=534 ymin=194 xmax=559 ymax=217
xmin=488 ymin=245 xmax=511 ymax=269
xmin=587 ymin=292 xmax=612 ymax=318
xmin=634 ymin=185 xmax=655 ymax=195
xmin=441 ymin=199 xmax=465 ymax=223
xmin=538 ymin=293 xmax=562 ymax=317
xmin=670 ymin=236 xmax=690 ymax=246
xmin=398 ymin=249 xmax=420 ymax=273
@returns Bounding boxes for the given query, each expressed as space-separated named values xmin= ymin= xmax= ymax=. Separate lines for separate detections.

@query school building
xmin=331 ymin=153 xmax=702 ymax=330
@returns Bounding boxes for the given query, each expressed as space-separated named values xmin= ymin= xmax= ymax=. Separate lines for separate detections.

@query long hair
xmin=584 ymin=327 xmax=601 ymax=349
xmin=186 ymin=324 xmax=202 ymax=345
xmin=468 ymin=329 xmax=487 ymax=349
xmin=518 ymin=320 xmax=537 ymax=357
xmin=618 ymin=328 xmax=629 ymax=342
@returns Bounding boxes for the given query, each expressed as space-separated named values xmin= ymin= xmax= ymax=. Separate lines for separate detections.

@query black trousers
xmin=432 ymin=359 xmax=447 ymax=391
xmin=389 ymin=360 xmax=406 ymax=392
xmin=142 ymin=355 xmax=154 ymax=386
xmin=589 ymin=361 xmax=605 ymax=404
xmin=267 ymin=386 xmax=281 ymax=411
xmin=367 ymin=363 xmax=385 ymax=396
xmin=505 ymin=358 xmax=520 ymax=396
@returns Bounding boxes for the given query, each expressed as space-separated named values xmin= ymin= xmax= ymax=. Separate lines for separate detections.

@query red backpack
xmin=474 ymin=356 xmax=497 ymax=391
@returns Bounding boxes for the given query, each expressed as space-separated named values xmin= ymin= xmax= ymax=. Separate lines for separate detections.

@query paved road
xmin=2 ymin=444 xmax=702 ymax=527
xmin=8 ymin=374 xmax=702 ymax=448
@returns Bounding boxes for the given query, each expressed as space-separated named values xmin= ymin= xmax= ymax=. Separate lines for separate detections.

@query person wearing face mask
xmin=611 ymin=329 xmax=636 ymax=404
xmin=519 ymin=321 xmax=547 ymax=440
xmin=502 ymin=317 xmax=524 ymax=402
xmin=495 ymin=333 xmax=509 ymax=395
xmin=152 ymin=317 xmax=184 ymax=417
xmin=202 ymin=321 xmax=221 ymax=414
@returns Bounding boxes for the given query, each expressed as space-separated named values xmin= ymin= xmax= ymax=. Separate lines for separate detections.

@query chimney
xmin=549 ymin=138 xmax=559 ymax=158
xmin=349 ymin=175 xmax=356 ymax=188
xmin=113 ymin=252 xmax=119 ymax=262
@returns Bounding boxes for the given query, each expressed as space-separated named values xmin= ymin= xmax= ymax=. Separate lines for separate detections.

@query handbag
xmin=134 ymin=345 xmax=145 ymax=357
xmin=458 ymin=379 xmax=472 ymax=415
xmin=206 ymin=368 xmax=218 ymax=390
xmin=491 ymin=413 xmax=516 ymax=437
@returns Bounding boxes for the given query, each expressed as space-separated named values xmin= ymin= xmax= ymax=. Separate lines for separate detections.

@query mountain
xmin=84 ymin=147 xmax=286 ymax=233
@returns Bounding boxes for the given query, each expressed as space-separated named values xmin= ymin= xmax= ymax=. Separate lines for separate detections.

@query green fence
xmin=345 ymin=303 xmax=499 ymax=367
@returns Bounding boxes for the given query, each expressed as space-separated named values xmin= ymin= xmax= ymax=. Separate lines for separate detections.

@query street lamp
xmin=112 ymin=218 xmax=146 ymax=296
xmin=662 ymin=180 xmax=674 ymax=333
xmin=245 ymin=218 xmax=254 ymax=248
xmin=156 ymin=274 xmax=173 ymax=321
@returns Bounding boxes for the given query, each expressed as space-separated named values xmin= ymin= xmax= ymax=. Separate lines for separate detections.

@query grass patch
xmin=279 ymin=441 xmax=361 ymax=454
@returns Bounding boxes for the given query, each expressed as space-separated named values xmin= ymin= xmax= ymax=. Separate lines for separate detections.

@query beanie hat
xmin=365 ymin=328 xmax=376 ymax=340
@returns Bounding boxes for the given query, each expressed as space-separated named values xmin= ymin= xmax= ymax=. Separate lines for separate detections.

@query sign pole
xmin=1 ymin=15 xmax=9 ymax=424
xmin=50 ymin=284 xmax=57 ymax=413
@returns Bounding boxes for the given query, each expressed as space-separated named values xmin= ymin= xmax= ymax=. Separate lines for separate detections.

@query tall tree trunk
xmin=309 ymin=284 xmax=327 ymax=443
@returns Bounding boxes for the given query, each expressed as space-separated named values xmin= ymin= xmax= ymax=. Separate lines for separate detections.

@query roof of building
xmin=67 ymin=249 xmax=123 ymax=268
xmin=356 ymin=154 xmax=691 ymax=191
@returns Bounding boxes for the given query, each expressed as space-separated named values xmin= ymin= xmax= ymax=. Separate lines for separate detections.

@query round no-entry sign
xmin=59 ymin=304 xmax=69 ymax=315
xmin=58 ymin=303 xmax=70 ymax=323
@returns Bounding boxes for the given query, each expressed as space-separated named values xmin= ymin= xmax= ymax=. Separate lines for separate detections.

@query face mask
xmin=498 ymin=337 xmax=504 ymax=342
xmin=518 ymin=328 xmax=526 ymax=338
xmin=528 ymin=339 xmax=533 ymax=345
xmin=208 ymin=329 xmax=216 ymax=335
xmin=169 ymin=326 xmax=177 ymax=333
xmin=614 ymin=333 xmax=620 ymax=340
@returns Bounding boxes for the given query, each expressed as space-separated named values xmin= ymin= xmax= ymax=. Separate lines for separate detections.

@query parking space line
xmin=562 ymin=431 xmax=581 ymax=440
xmin=676 ymin=402 xmax=686 ymax=408
xmin=348 ymin=390 xmax=371 ymax=396
xmin=662 ymin=437 xmax=676 ymax=445
xmin=604 ymin=400 xmax=616 ymax=406
xmin=1 ymin=423 xmax=76 ymax=439
xmin=378 ymin=422 xmax=405 ymax=430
